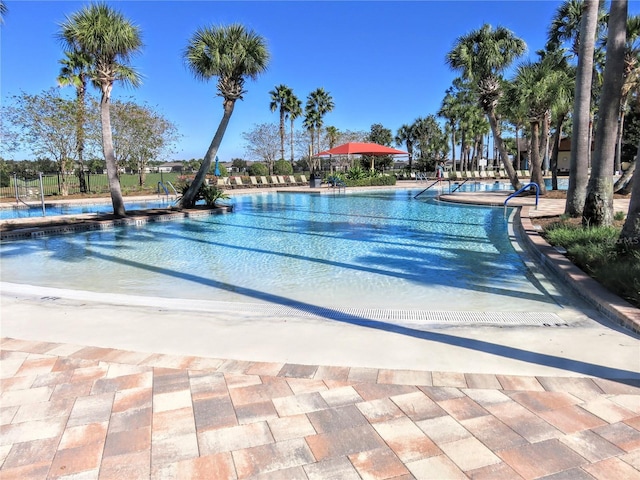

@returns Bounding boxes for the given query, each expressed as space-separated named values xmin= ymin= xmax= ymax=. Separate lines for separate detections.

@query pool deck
xmin=1 ymin=185 xmax=639 ymax=479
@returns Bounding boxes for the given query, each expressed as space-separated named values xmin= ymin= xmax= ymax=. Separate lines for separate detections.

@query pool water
xmin=0 ymin=199 xmax=175 ymax=220
xmin=0 ymin=188 xmax=563 ymax=313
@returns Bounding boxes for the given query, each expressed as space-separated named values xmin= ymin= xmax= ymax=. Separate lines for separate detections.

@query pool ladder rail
xmin=504 ymin=182 xmax=540 ymax=212
xmin=157 ymin=181 xmax=179 ymax=203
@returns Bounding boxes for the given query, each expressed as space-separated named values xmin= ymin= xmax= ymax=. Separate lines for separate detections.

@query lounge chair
xmin=270 ymin=176 xmax=282 ymax=186
xmin=498 ymin=170 xmax=507 ymax=179
xmin=299 ymin=175 xmax=309 ymax=185
xmin=217 ymin=178 xmax=230 ymax=189
xmin=232 ymin=176 xmax=245 ymax=188
xmin=249 ymin=176 xmax=260 ymax=187
xmin=277 ymin=175 xmax=291 ymax=186
xmin=455 ymin=171 xmax=464 ymax=180
xmin=260 ymin=176 xmax=271 ymax=187
xmin=288 ymin=175 xmax=300 ymax=186
xmin=479 ymin=171 xmax=488 ymax=179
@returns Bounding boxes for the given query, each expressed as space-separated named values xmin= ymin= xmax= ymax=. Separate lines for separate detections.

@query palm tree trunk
xmin=618 ymin=146 xmax=640 ymax=249
xmin=584 ymin=0 xmax=627 ymax=227
xmin=530 ymin=121 xmax=546 ymax=194
xmin=279 ymin=110 xmax=285 ymax=160
xmin=615 ymin=107 xmax=625 ymax=174
xmin=566 ymin=0 xmax=599 ymax=217
xmin=488 ymin=109 xmax=521 ymax=190
xmin=178 ymin=99 xmax=236 ymax=208
xmin=76 ymin=83 xmax=87 ymax=193
xmin=100 ymin=88 xmax=126 ymax=217
xmin=550 ymin=115 xmax=565 ymax=190
xmin=515 ymin=126 xmax=521 ymax=171
xmin=290 ymin=117 xmax=295 ymax=165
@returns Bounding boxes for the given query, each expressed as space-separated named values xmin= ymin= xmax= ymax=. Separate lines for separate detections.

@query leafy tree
xmin=110 ymin=99 xmax=180 ymax=186
xmin=362 ymin=123 xmax=393 ymax=171
xmin=3 ymin=89 xmax=79 ymax=195
xmin=584 ymin=0 xmax=628 ymax=227
xmin=447 ymin=23 xmax=526 ymax=189
xmin=269 ymin=84 xmax=293 ymax=161
xmin=0 ymin=1 xmax=7 ymax=24
xmin=231 ymin=158 xmax=247 ymax=171
xmin=412 ymin=116 xmax=449 ymax=171
xmin=273 ymin=159 xmax=293 ymax=175
xmin=242 ymin=122 xmax=279 ymax=173
xmin=59 ymin=3 xmax=142 ymax=215
xmin=248 ymin=162 xmax=268 ymax=176
xmin=177 ymin=24 xmax=269 ymax=207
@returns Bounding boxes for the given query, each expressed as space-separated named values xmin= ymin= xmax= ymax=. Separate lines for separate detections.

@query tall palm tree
xmin=325 ymin=125 xmax=339 ymax=149
xmin=177 ymin=24 xmax=269 ymax=208
xmin=306 ymin=88 xmax=334 ymax=153
xmin=446 ymin=24 xmax=526 ymax=190
xmin=57 ymin=50 xmax=93 ymax=193
xmin=613 ymin=15 xmax=640 ymax=175
xmin=286 ymin=93 xmax=302 ymax=164
xmin=59 ymin=3 xmax=142 ymax=217
xmin=269 ymin=84 xmax=293 ymax=161
xmin=395 ymin=124 xmax=416 ymax=171
xmin=565 ymin=0 xmax=600 ymax=217
xmin=584 ymin=0 xmax=628 ymax=227
xmin=438 ymin=86 xmax=461 ymax=171
xmin=510 ymin=51 xmax=574 ymax=195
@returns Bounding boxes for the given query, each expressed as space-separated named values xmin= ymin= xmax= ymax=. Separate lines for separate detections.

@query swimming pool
xmin=0 ymin=198 xmax=175 ymax=220
xmin=0 ymin=188 xmax=566 ymax=314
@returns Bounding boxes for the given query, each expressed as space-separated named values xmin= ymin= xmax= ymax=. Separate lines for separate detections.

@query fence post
xmin=14 ymin=174 xmax=18 ymax=204
xmin=39 ymin=172 xmax=46 ymax=217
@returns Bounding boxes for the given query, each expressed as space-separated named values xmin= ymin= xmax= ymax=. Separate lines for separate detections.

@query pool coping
xmin=0 ymin=205 xmax=232 ymax=241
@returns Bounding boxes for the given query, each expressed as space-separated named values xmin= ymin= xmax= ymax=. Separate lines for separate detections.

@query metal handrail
xmin=157 ymin=181 xmax=169 ymax=196
xmin=449 ymin=178 xmax=469 ymax=193
xmin=504 ymin=182 xmax=539 ymax=211
xmin=414 ymin=178 xmax=449 ymax=198
xmin=166 ymin=181 xmax=178 ymax=195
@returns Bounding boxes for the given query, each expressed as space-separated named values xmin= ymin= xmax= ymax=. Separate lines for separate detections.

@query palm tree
xmin=613 ymin=15 xmax=640 ymax=176
xmin=395 ymin=124 xmax=416 ymax=172
xmin=57 ymin=50 xmax=93 ymax=193
xmin=269 ymin=84 xmax=293 ymax=161
xmin=286 ymin=93 xmax=302 ymax=164
xmin=584 ymin=0 xmax=628 ymax=227
xmin=325 ymin=126 xmax=339 ymax=149
xmin=438 ymin=86 xmax=461 ymax=171
xmin=510 ymin=51 xmax=574 ymax=195
xmin=59 ymin=3 xmax=142 ymax=217
xmin=177 ymin=24 xmax=269 ymax=208
xmin=306 ymin=88 xmax=334 ymax=153
xmin=565 ymin=0 xmax=601 ymax=217
xmin=446 ymin=24 xmax=526 ymax=190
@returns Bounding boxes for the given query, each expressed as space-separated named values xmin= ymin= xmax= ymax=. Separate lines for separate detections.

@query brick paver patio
xmin=1 ymin=337 xmax=638 ymax=479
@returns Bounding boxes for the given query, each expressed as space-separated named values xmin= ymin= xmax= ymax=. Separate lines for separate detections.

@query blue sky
xmin=3 ymin=1 xmax=639 ymax=162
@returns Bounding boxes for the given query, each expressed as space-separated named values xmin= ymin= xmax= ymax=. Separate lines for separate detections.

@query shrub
xmin=176 ymin=179 xmax=229 ymax=207
xmin=273 ymin=159 xmax=293 ymax=175
xmin=614 ymin=211 xmax=626 ymax=221
xmin=543 ymin=223 xmax=640 ymax=307
xmin=248 ymin=162 xmax=269 ymax=177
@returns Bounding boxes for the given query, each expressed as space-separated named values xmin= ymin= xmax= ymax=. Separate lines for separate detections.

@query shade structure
xmin=316 ymin=142 xmax=407 ymax=171
xmin=316 ymin=142 xmax=407 ymax=157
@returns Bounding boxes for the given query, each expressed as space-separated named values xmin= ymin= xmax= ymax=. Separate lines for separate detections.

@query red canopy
xmin=316 ymin=142 xmax=407 ymax=156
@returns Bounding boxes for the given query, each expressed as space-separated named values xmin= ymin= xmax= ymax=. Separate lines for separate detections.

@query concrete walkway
xmin=1 ymin=188 xmax=639 ymax=479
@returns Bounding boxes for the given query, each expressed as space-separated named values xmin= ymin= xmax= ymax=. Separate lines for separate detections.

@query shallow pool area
xmin=0 ymin=198 xmax=175 ymax=220
xmin=0 ymin=188 xmax=570 ymax=314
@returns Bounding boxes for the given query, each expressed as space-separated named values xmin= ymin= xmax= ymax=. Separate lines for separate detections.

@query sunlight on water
xmin=0 ymin=189 xmax=561 ymax=312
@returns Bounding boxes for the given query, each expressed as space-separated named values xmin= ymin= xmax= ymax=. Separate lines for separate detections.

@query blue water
xmin=0 ymin=199 xmax=175 ymax=220
xmin=0 ymin=188 xmax=561 ymax=312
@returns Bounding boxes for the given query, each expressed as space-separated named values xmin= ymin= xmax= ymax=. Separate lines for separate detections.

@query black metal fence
xmin=0 ymin=172 xmax=181 ymax=199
